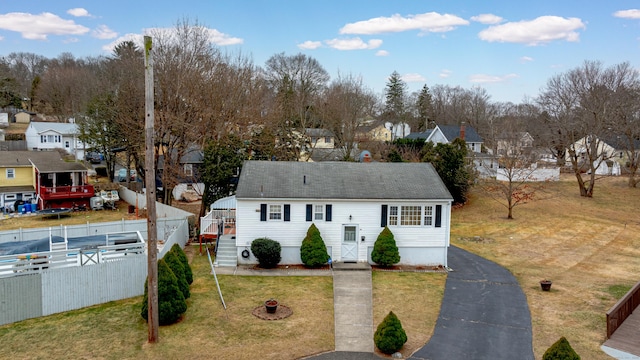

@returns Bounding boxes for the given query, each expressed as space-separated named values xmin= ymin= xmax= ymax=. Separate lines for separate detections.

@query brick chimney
xmin=460 ymin=122 xmax=466 ymax=140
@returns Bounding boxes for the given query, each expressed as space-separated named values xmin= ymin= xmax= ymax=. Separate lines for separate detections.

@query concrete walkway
xmin=410 ymin=246 xmax=534 ymax=360
xmin=332 ymin=263 xmax=374 ymax=352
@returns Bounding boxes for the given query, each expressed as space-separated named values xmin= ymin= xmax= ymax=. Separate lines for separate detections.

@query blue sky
xmin=1 ymin=1 xmax=639 ymax=103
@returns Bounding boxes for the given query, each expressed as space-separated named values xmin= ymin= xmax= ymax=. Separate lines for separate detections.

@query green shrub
xmin=543 ymin=337 xmax=580 ymax=360
xmin=251 ymin=238 xmax=281 ymax=268
xmin=170 ymin=243 xmax=193 ymax=284
xmin=163 ymin=250 xmax=190 ymax=299
xmin=374 ymin=311 xmax=407 ymax=354
xmin=371 ymin=226 xmax=400 ymax=267
xmin=300 ymin=224 xmax=330 ymax=267
xmin=140 ymin=259 xmax=187 ymax=325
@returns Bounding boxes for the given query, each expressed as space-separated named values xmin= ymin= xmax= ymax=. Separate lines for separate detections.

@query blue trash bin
xmin=18 ymin=205 xmax=25 ymax=214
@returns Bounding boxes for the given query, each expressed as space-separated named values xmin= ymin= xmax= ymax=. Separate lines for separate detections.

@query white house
xmin=406 ymin=124 xmax=483 ymax=154
xmin=25 ymin=122 xmax=86 ymax=160
xmin=232 ymin=161 xmax=453 ymax=266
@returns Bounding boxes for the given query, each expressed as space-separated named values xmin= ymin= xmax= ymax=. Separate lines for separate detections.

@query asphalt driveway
xmin=410 ymin=246 xmax=534 ymax=360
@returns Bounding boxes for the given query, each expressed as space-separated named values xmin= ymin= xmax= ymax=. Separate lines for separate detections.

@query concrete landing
xmin=332 ymin=262 xmax=372 ymax=271
xmin=333 ymin=270 xmax=374 ymax=352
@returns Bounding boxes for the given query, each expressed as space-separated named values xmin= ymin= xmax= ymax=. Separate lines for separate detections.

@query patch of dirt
xmin=371 ymin=264 xmax=447 ymax=272
xmin=252 ymin=304 xmax=293 ymax=320
xmin=458 ymin=236 xmax=494 ymax=244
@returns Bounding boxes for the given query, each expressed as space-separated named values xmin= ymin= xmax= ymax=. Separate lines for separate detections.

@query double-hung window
xmin=314 ymin=205 xmax=324 ymax=220
xmin=389 ymin=206 xmax=398 ymax=226
xmin=6 ymin=168 xmax=15 ymax=179
xmin=424 ymin=205 xmax=433 ymax=226
xmin=269 ymin=205 xmax=282 ymax=220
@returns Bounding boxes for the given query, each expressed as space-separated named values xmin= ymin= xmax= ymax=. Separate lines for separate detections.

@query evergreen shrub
xmin=300 ymin=224 xmax=330 ymax=267
xmin=542 ymin=337 xmax=580 ymax=360
xmin=371 ymin=226 xmax=400 ymax=267
xmin=163 ymin=250 xmax=190 ymax=299
xmin=140 ymin=259 xmax=187 ymax=325
xmin=170 ymin=243 xmax=193 ymax=284
xmin=251 ymin=238 xmax=281 ymax=268
xmin=374 ymin=311 xmax=407 ymax=354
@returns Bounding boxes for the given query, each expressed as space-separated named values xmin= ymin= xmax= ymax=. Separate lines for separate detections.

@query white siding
xmin=236 ymin=199 xmax=450 ymax=265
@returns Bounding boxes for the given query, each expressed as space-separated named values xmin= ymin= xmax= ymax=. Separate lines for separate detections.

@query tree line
xmin=1 ymin=20 xmax=638 ymax=213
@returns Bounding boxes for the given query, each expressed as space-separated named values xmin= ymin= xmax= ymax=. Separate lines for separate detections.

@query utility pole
xmin=144 ymin=35 xmax=159 ymax=343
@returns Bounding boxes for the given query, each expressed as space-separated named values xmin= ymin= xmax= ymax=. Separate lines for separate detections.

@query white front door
xmin=341 ymin=225 xmax=358 ymax=262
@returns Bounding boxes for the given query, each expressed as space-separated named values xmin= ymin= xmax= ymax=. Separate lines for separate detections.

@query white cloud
xmin=613 ymin=9 xmax=640 ymax=19
xmin=376 ymin=50 xmax=389 ymax=56
xmin=439 ymin=69 xmax=452 ymax=78
xmin=325 ymin=37 xmax=382 ymax=50
xmin=0 ymin=35 xmax=3 ymax=41
xmin=102 ymin=26 xmax=243 ymax=54
xmin=478 ymin=16 xmax=586 ymax=45
xmin=469 ymin=73 xmax=518 ymax=84
xmin=402 ymin=73 xmax=426 ymax=83
xmin=340 ymin=12 xmax=469 ymax=35
xmin=102 ymin=33 xmax=144 ymax=53
xmin=471 ymin=14 xmax=503 ymax=24
xmin=67 ymin=8 xmax=91 ymax=17
xmin=63 ymin=37 xmax=80 ymax=44
xmin=520 ymin=56 xmax=534 ymax=63
xmin=92 ymin=25 xmax=117 ymax=39
xmin=0 ymin=12 xmax=90 ymax=40
xmin=298 ymin=40 xmax=322 ymax=50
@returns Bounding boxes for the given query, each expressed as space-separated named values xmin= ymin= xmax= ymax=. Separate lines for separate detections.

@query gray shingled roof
xmin=236 ymin=161 xmax=452 ymax=200
xmin=439 ymin=125 xmax=483 ymax=143
xmin=0 ymin=151 xmax=88 ymax=172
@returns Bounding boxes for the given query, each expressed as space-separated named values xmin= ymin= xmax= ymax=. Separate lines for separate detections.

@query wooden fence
xmin=606 ymin=281 xmax=640 ymax=339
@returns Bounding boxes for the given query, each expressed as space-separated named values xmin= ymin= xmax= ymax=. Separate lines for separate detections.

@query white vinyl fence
xmin=0 ymin=188 xmax=192 ymax=326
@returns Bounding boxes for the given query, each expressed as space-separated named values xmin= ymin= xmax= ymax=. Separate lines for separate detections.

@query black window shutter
xmin=326 ymin=204 xmax=332 ymax=222
xmin=381 ymin=205 xmax=387 ymax=227
xmin=435 ymin=205 xmax=442 ymax=227
xmin=306 ymin=204 xmax=312 ymax=221
xmin=284 ymin=204 xmax=290 ymax=222
xmin=260 ymin=204 xmax=267 ymax=222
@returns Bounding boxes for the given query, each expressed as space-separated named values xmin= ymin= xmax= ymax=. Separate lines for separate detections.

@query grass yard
xmin=453 ymin=174 xmax=640 ymax=359
xmin=0 ymin=244 xmax=445 ymax=359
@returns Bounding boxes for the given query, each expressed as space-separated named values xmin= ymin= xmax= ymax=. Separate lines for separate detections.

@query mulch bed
xmin=246 ymin=264 xmax=447 ymax=273
xmin=252 ymin=304 xmax=293 ymax=320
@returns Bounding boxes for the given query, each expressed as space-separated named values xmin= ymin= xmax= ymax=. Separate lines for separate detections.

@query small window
xmin=389 ymin=206 xmax=398 ymax=226
xmin=40 ymin=135 xmax=46 ymax=143
xmin=184 ymin=164 xmax=193 ymax=177
xmin=6 ymin=168 xmax=15 ymax=179
xmin=314 ymin=205 xmax=323 ymax=220
xmin=269 ymin=205 xmax=282 ymax=220
xmin=65 ymin=141 xmax=70 ymax=148
xmin=424 ymin=206 xmax=433 ymax=226
xmin=5 ymin=194 xmax=17 ymax=200
xmin=324 ymin=136 xmax=332 ymax=143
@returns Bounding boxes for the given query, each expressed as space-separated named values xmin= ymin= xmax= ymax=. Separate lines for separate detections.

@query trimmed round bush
xmin=543 ymin=336 xmax=580 ymax=360
xmin=164 ymin=250 xmax=190 ymax=299
xmin=170 ymin=243 xmax=193 ymax=284
xmin=251 ymin=238 xmax=281 ymax=268
xmin=374 ymin=311 xmax=407 ymax=354
xmin=371 ymin=226 xmax=400 ymax=267
xmin=140 ymin=259 xmax=187 ymax=325
xmin=300 ymin=224 xmax=330 ymax=267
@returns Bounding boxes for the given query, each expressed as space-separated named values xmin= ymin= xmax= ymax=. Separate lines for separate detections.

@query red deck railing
xmin=39 ymin=185 xmax=95 ymax=200
xmin=606 ymin=281 xmax=640 ymax=339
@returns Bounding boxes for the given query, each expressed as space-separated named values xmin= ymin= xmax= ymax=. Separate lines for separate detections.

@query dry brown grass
xmin=453 ymin=174 xmax=640 ymax=359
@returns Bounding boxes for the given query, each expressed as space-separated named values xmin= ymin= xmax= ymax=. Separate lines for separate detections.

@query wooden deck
xmin=603 ymin=309 xmax=640 ymax=357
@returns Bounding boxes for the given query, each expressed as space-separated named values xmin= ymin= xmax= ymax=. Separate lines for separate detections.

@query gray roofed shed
xmin=236 ymin=161 xmax=452 ymax=200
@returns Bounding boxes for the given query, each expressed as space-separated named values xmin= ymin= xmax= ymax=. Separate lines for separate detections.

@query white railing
xmin=0 ymin=232 xmax=146 ymax=278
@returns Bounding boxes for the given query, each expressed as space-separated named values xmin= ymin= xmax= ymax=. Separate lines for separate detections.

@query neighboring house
xmin=0 ymin=113 xmax=8 ymax=127
xmin=567 ymin=134 xmax=640 ymax=175
xmin=158 ymin=148 xmax=205 ymax=201
xmin=233 ymin=161 xmax=453 ymax=266
xmin=496 ymin=132 xmax=534 ymax=157
xmin=25 ymin=121 xmax=86 ymax=161
xmin=305 ymin=128 xmax=335 ymax=149
xmin=14 ymin=110 xmax=35 ymax=124
xmin=355 ymin=122 xmax=392 ymax=142
xmin=384 ymin=122 xmax=411 ymax=140
xmin=406 ymin=124 xmax=483 ymax=154
xmin=0 ymin=151 xmax=94 ymax=211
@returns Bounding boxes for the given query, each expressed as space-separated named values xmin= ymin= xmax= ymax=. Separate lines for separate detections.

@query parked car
xmin=117 ymin=168 xmax=136 ymax=182
xmin=85 ymin=151 xmax=102 ymax=164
